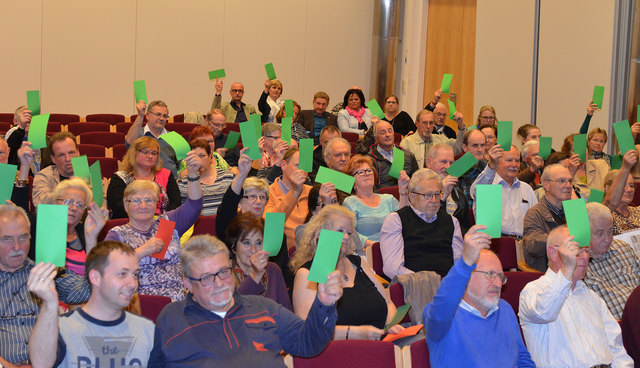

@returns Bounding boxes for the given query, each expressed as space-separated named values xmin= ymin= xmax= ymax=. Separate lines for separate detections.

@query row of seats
xmin=0 ymin=121 xmax=201 ymax=136
xmin=0 ymin=113 xmax=205 ymax=124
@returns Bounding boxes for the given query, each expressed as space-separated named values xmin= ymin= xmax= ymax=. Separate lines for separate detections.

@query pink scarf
xmin=346 ymin=106 xmax=366 ymax=123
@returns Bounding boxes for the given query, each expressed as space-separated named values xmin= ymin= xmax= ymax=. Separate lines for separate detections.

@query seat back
xmin=0 ymin=113 xmax=13 ymax=122
xmin=501 ymin=271 xmax=542 ymax=316
xmin=622 ymin=284 xmax=640 ymax=364
xmin=192 ymin=215 xmax=217 ymax=236
xmin=379 ymin=186 xmax=399 ymax=201
xmin=79 ymin=132 xmax=125 ymax=147
xmin=389 ymin=283 xmax=411 ymax=324
xmin=490 ymin=237 xmax=518 ymax=270
xmin=86 ymin=114 xmax=126 ymax=124
xmin=342 ymin=131 xmax=360 ymax=143
xmin=371 ymin=242 xmax=387 ymax=279
xmin=138 ymin=294 xmax=171 ymax=323
xmin=46 ymin=121 xmax=63 ymax=133
xmin=98 ymin=218 xmax=129 ymax=241
xmin=87 ymin=157 xmax=119 ymax=179
xmin=67 ymin=122 xmax=111 ymax=135
xmin=409 ymin=339 xmax=430 ymax=368
xmin=112 ymin=143 xmax=128 ymax=161
xmin=293 ymin=340 xmax=398 ymax=368
xmin=49 ymin=114 xmax=80 ymax=124
xmin=114 ymin=122 xmax=133 ymax=134
xmin=632 ymin=185 xmax=640 ymax=206
xmin=78 ymin=143 xmax=106 ymax=157
xmin=165 ymin=123 xmax=200 ymax=135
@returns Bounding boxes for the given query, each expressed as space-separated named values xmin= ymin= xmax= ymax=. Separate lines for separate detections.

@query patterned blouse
xmin=612 ymin=206 xmax=640 ymax=235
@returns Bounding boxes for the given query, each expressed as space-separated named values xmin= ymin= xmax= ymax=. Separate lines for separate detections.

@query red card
xmin=151 ymin=219 xmax=176 ymax=259
xmin=382 ymin=324 xmax=424 ymax=343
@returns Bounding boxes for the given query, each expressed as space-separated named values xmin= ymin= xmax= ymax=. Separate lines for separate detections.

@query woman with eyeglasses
xmin=224 ymin=213 xmax=292 ymax=310
xmin=104 ymin=151 xmax=203 ymax=300
xmin=291 ymin=205 xmax=404 ymax=340
xmin=603 ymin=149 xmax=640 ymax=235
xmin=586 ymin=127 xmax=611 ymax=167
xmin=559 ymin=133 xmax=609 ymax=198
xmin=476 ymin=105 xmax=497 ymax=129
xmin=382 ymin=95 xmax=416 ymax=136
xmin=107 ymin=136 xmax=180 ymax=219
xmin=342 ymin=155 xmax=409 ymax=248
xmin=258 ymin=79 xmax=284 ymax=123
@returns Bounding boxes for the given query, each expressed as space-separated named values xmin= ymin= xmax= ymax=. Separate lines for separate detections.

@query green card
xmin=284 ymin=99 xmax=294 ymax=119
xmin=89 ymin=160 xmax=103 ymax=207
xmin=307 ymin=229 xmax=343 ymax=283
xmin=208 ymin=68 xmax=226 ymax=80
xmin=0 ymin=164 xmax=17 ymax=204
xmin=476 ymin=184 xmax=502 ymax=238
xmin=71 ymin=155 xmax=90 ymax=181
xmin=496 ymin=121 xmax=512 ymax=150
xmin=159 ymin=131 xmax=190 ymax=161
xmin=574 ymin=134 xmax=587 ymax=162
xmin=447 ymin=99 xmax=456 ymax=120
xmin=637 ymin=105 xmax=640 ymax=123
xmin=299 ymin=139 xmax=314 ymax=172
xmin=388 ymin=147 xmax=405 ymax=179
xmin=28 ymin=113 xmax=49 ymax=150
xmin=385 ymin=303 xmax=412 ymax=330
xmin=224 ymin=131 xmax=240 ymax=150
xmin=613 ymin=120 xmax=635 ymax=155
xmin=265 ymin=63 xmax=277 ymax=80
xmin=440 ymin=73 xmax=453 ymax=93
xmin=366 ymin=99 xmax=385 ymax=119
xmin=35 ymin=204 xmax=68 ymax=267
xmin=263 ymin=213 xmax=285 ymax=256
xmin=562 ymin=198 xmax=591 ymax=247
xmin=588 ymin=188 xmax=604 ymax=204
xmin=281 ymin=117 xmax=292 ymax=145
xmin=446 ymin=152 xmax=478 ymax=177
xmin=239 ymin=120 xmax=261 ymax=160
xmin=26 ymin=90 xmax=41 ymax=116
xmin=315 ymin=166 xmax=355 ymax=193
xmin=467 ymin=125 xmax=477 ymax=131
xmin=611 ymin=154 xmax=623 ymax=170
xmin=133 ymin=80 xmax=148 ymax=104
xmin=538 ymin=137 xmax=552 ymax=160
xmin=250 ymin=113 xmax=262 ymax=137
xmin=592 ymin=85 xmax=605 ymax=109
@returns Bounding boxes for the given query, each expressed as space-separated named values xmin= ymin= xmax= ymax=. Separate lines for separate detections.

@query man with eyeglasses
xmin=0 ymin=205 xmax=89 ymax=367
xmin=423 ymin=224 xmax=535 ymax=367
xmin=126 ymin=99 xmax=179 ymax=178
xmin=211 ymin=79 xmax=257 ymax=123
xmin=522 ymin=164 xmax=575 ymax=272
xmin=206 ymin=108 xmax=240 ymax=167
xmin=519 ymin=225 xmax=633 ymax=367
xmin=32 ymin=131 xmax=80 ymax=207
xmin=149 ymin=234 xmax=343 ymax=366
xmin=380 ymin=168 xmax=463 ymax=278
xmin=432 ymin=102 xmax=458 ymax=139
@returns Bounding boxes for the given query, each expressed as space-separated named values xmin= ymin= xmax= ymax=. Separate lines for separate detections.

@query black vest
xmin=398 ymin=206 xmax=454 ymax=277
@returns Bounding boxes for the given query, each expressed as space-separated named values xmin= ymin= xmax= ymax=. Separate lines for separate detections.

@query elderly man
xmin=380 ymin=168 xmax=463 ymax=278
xmin=400 ymin=110 xmax=463 ymax=168
xmin=298 ymin=91 xmax=338 ymax=144
xmin=518 ymin=140 xmax=544 ymax=188
xmin=458 ymin=129 xmax=487 ymax=208
xmin=6 ymin=106 xmax=51 ymax=173
xmin=211 ymin=79 xmax=257 ymax=123
xmin=32 ymin=131 xmax=80 ymax=207
xmin=432 ymin=102 xmax=457 ymax=139
xmin=583 ymin=202 xmax=640 ymax=320
xmin=0 ymin=205 xmax=89 ymax=366
xmin=323 ymin=137 xmax=351 ymax=173
xmin=522 ymin=164 xmax=574 ymax=272
xmin=126 ymin=99 xmax=178 ymax=178
xmin=423 ymin=225 xmax=535 ymax=367
xmin=149 ymin=235 xmax=342 ymax=366
xmin=471 ymin=144 xmax=537 ymax=239
xmin=206 ymin=108 xmax=240 ymax=168
xmin=519 ymin=225 xmax=633 ymax=367
xmin=310 ymin=126 xmax=341 ymax=180
xmin=28 ymin=241 xmax=154 ymax=367
xmin=363 ymin=121 xmax=417 ymax=188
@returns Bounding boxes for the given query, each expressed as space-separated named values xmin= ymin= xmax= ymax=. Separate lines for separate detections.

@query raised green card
xmin=446 ymin=152 xmax=478 ymax=177
xmin=562 ymin=198 xmax=591 ymax=247
xmin=476 ymin=184 xmax=502 ymax=238
xmin=208 ymin=69 xmax=226 ymax=80
xmin=250 ymin=113 xmax=262 ymax=137
xmin=613 ymin=120 xmax=635 ymax=155
xmin=611 ymin=154 xmax=623 ymax=170
xmin=637 ymin=105 xmax=640 ymax=123
xmin=573 ymin=134 xmax=587 ymax=162
xmin=239 ymin=120 xmax=261 ymax=160
xmin=307 ymin=229 xmax=343 ymax=283
xmin=299 ymin=139 xmax=314 ymax=172
xmin=224 ymin=131 xmax=240 ymax=150
xmin=265 ymin=63 xmax=277 ymax=80
xmin=0 ymin=164 xmax=17 ymax=204
xmin=538 ymin=136 xmax=552 ymax=160
xmin=28 ymin=113 xmax=49 ymax=150
xmin=496 ymin=121 xmax=513 ymax=150
xmin=26 ymin=90 xmax=41 ymax=115
xmin=263 ymin=213 xmax=285 ymax=256
xmin=592 ymin=85 xmax=605 ymax=109
xmin=315 ymin=166 xmax=355 ymax=193
xmin=35 ymin=204 xmax=68 ymax=267
xmin=89 ymin=161 xmax=103 ymax=207
xmin=366 ymin=99 xmax=385 ymax=119
xmin=134 ymin=80 xmax=148 ymax=104
xmin=285 ymin=99 xmax=294 ymax=119
xmin=588 ymin=189 xmax=604 ymax=204
xmin=388 ymin=147 xmax=405 ymax=179
xmin=281 ymin=117 xmax=292 ymax=145
xmin=440 ymin=73 xmax=453 ymax=93
xmin=385 ymin=303 xmax=412 ymax=331
xmin=71 ymin=155 xmax=90 ymax=181
xmin=159 ymin=131 xmax=190 ymax=161
xmin=447 ymin=99 xmax=456 ymax=120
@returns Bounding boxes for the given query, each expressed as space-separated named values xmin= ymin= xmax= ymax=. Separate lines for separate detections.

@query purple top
xmin=236 ymin=262 xmax=292 ymax=311
xmin=105 ymin=197 xmax=202 ymax=301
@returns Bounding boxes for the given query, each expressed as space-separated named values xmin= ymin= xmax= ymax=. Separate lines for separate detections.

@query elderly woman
xmin=587 ymin=127 xmax=611 ymax=167
xmin=104 ymin=151 xmax=203 ymax=300
xmin=603 ymin=149 xmax=640 ymax=235
xmin=343 ymin=155 xmax=409 ymax=247
xmin=476 ymin=105 xmax=497 ymax=129
xmin=337 ymin=88 xmax=373 ymax=134
xmin=178 ymin=139 xmax=233 ymax=216
xmin=383 ymin=95 xmax=415 ymax=136
xmin=176 ymin=125 xmax=232 ymax=176
xmin=275 ymin=100 xmax=309 ymax=141
xmin=225 ymin=213 xmax=292 ymax=310
xmin=291 ymin=205 xmax=404 ymax=340
xmin=258 ymin=79 xmax=284 ymax=123
xmin=107 ymin=136 xmax=180 ymax=219
xmin=560 ymin=133 xmax=609 ymax=197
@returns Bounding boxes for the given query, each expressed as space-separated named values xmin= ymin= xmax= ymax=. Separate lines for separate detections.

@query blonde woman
xmin=258 ymin=79 xmax=284 ymax=123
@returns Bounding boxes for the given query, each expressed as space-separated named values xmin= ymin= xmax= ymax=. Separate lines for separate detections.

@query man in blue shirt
xmin=298 ymin=91 xmax=338 ymax=144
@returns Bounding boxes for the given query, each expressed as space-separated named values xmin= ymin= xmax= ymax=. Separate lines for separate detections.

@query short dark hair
xmin=305 ymin=182 xmax=349 ymax=222
xmin=225 ymin=213 xmax=264 ymax=255
xmin=48 ymin=131 xmax=77 ymax=154
xmin=320 ymin=125 xmax=341 ymax=138
xmin=463 ymin=129 xmax=486 ymax=146
xmin=283 ymin=147 xmax=299 ymax=163
xmin=343 ymin=89 xmax=366 ymax=110
xmin=85 ymin=241 xmax=136 ymax=287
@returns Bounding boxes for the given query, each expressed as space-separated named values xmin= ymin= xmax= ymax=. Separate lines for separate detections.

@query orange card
xmin=382 ymin=324 xmax=424 ymax=343
xmin=151 ymin=219 xmax=176 ymax=259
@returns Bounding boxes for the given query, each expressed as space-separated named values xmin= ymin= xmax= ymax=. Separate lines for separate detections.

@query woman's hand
xmin=586 ymin=100 xmax=598 ymax=116
xmin=263 ymin=79 xmax=271 ymax=94
xmin=84 ymin=203 xmax=109 ymax=249
xmin=354 ymin=325 xmax=385 ymax=340
xmin=249 ymin=250 xmax=270 ymax=283
xmin=237 ymin=147 xmax=252 ymax=177
xmin=319 ymin=182 xmax=337 ymax=204
xmin=185 ymin=150 xmax=202 ymax=177
xmin=386 ymin=324 xmax=405 ymax=335
xmin=137 ymin=238 xmax=165 ymax=259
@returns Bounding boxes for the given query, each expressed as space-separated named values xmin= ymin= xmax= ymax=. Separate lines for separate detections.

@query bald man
xmin=211 ymin=79 xmax=257 ymax=123
xmin=365 ymin=121 xmax=417 ymax=188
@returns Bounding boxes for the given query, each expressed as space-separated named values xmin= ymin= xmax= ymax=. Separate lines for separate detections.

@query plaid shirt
xmin=583 ymin=239 xmax=640 ymax=320
xmin=457 ymin=160 xmax=486 ymax=208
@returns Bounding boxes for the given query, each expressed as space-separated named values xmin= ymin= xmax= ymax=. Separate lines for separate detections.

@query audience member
xmin=28 ymin=241 xmax=154 ymax=367
xmin=205 ymin=108 xmax=240 ymax=167
xmin=9 ymin=141 xmax=36 ymax=212
xmin=337 ymin=88 xmax=373 ymax=134
xmin=32 ymin=131 xmax=79 ymax=207
xmin=423 ymin=88 xmax=443 ymax=112
xmin=380 ymin=168 xmax=463 ymax=278
xmin=431 ymin=102 xmax=457 ymax=139
xmin=257 ymin=79 xmax=284 ymax=123
xmin=560 ymin=133 xmax=609 ymax=195
xmin=382 ymin=95 xmax=416 ymax=136
xmin=519 ymin=225 xmax=633 ymax=367
xmin=516 ymin=124 xmax=541 ymax=146
xmin=6 ymin=106 xmax=51 ymax=173
xmin=211 ymin=79 xmax=257 ymax=123
xmin=603 ymin=149 xmax=640 ymax=235
xmin=298 ymin=91 xmax=338 ymax=144
xmin=476 ymin=105 xmax=497 ymax=129
xmin=364 ymin=121 xmax=418 ymax=188
xmin=399 ymin=110 xmax=464 ymax=168
xmin=295 ymin=182 xmax=345 ymax=246
xmin=323 ymin=137 xmax=352 ymax=173
xmin=587 ymin=127 xmax=611 ymax=167
xmin=149 ymin=235 xmax=342 ymax=366
xmin=274 ymin=99 xmax=309 ymax=141
xmin=480 ymin=125 xmax=497 ymax=151
xmin=181 ymin=125 xmax=234 ymax=175
xmin=291 ymin=205 xmax=404 ymax=340
xmin=458 ymin=129 xmax=487 ymax=208
xmin=423 ymin=226 xmax=535 ymax=367
xmin=578 ymin=100 xmax=601 ymax=135
xmin=518 ymin=140 xmax=544 ymax=188
xmin=311 ymin=126 xmax=341 ymax=179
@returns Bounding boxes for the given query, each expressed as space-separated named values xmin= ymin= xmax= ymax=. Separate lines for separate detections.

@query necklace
xmin=340 ymin=259 xmax=349 ymax=282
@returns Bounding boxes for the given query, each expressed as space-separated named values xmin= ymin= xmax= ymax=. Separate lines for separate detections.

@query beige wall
xmin=0 ymin=0 xmax=373 ymax=117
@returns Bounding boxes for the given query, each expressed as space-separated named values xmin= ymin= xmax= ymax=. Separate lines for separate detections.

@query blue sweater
xmin=423 ymin=259 xmax=535 ymax=367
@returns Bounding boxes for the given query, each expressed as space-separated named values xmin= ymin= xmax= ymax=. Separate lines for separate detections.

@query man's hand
xmin=215 ymin=78 xmax=223 ymax=95
xmin=586 ymin=100 xmax=598 ymax=116
xmin=18 ymin=109 xmax=32 ymax=130
xmin=557 ymin=235 xmax=579 ymax=281
xmin=290 ymin=170 xmax=306 ymax=195
xmin=136 ymin=100 xmax=147 ymax=116
xmin=398 ymin=170 xmax=410 ymax=194
xmin=272 ymin=140 xmax=290 ymax=166
xmin=487 ymin=144 xmax=503 ymax=170
xmin=453 ymin=111 xmax=464 ymax=130
xmin=17 ymin=141 xmax=35 ymax=167
xmin=432 ymin=89 xmax=443 ymax=106
xmin=319 ymin=182 xmax=337 ymax=205
xmin=441 ymin=175 xmax=458 ymax=200
xmin=27 ymin=262 xmax=58 ymax=306
xmin=461 ymin=225 xmax=491 ymax=266
xmin=530 ymin=155 xmax=544 ymax=172
xmin=317 ymin=270 xmax=343 ymax=306
xmin=622 ymin=149 xmax=639 ymax=171
xmin=237 ymin=147 xmax=252 ymax=177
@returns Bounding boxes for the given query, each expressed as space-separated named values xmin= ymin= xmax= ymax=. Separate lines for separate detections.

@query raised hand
xmin=462 ymin=225 xmax=491 ymax=266
xmin=136 ymin=100 xmax=147 ymax=116
xmin=185 ymin=150 xmax=202 ymax=176
xmin=263 ymin=79 xmax=271 ymax=94
xmin=398 ymin=170 xmax=410 ymax=193
xmin=453 ymin=111 xmax=464 ymax=129
xmin=215 ymin=78 xmax=224 ymax=94
xmin=557 ymin=235 xmax=579 ymax=281
xmin=622 ymin=148 xmax=639 ymax=170
xmin=18 ymin=109 xmax=32 ymax=130
xmin=441 ymin=175 xmax=458 ymax=200
xmin=530 ymin=155 xmax=544 ymax=171
xmin=17 ymin=141 xmax=35 ymax=167
xmin=138 ymin=238 xmax=165 ymax=259
xmin=84 ymin=203 xmax=109 ymax=242
xmin=319 ymin=182 xmax=337 ymax=204
xmin=249 ymin=250 xmax=270 ymax=282
xmin=237 ymin=147 xmax=252 ymax=177
xmin=586 ymin=100 xmax=598 ymax=116
xmin=433 ymin=89 xmax=443 ymax=105
xmin=317 ymin=270 xmax=344 ymax=306
xmin=487 ymin=144 xmax=504 ymax=170
xmin=27 ymin=262 xmax=59 ymax=305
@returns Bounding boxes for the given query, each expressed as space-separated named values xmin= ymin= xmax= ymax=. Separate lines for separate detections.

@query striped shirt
xmin=0 ymin=260 xmax=90 ymax=364
xmin=178 ymin=167 xmax=234 ymax=216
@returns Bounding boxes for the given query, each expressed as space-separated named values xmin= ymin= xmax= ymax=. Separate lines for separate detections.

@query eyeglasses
xmin=138 ymin=149 xmax=158 ymax=156
xmin=55 ymin=198 xmax=86 ymax=210
xmin=0 ymin=234 xmax=30 ymax=247
xmin=480 ymin=116 xmax=495 ymax=121
xmin=472 ymin=270 xmax=507 ymax=284
xmin=386 ymin=100 xmax=398 ymax=104
xmin=210 ymin=123 xmax=226 ymax=128
xmin=410 ymin=191 xmax=442 ymax=200
xmin=187 ymin=266 xmax=233 ymax=286
xmin=243 ymin=194 xmax=267 ymax=202
xmin=149 ymin=111 xmax=170 ymax=120
xmin=354 ymin=168 xmax=374 ymax=176
xmin=264 ymin=135 xmax=280 ymax=140
xmin=125 ymin=197 xmax=156 ymax=206
xmin=433 ymin=112 xmax=447 ymax=117
xmin=231 ymin=89 xmax=245 ymax=93
xmin=546 ymin=178 xmax=573 ymax=185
